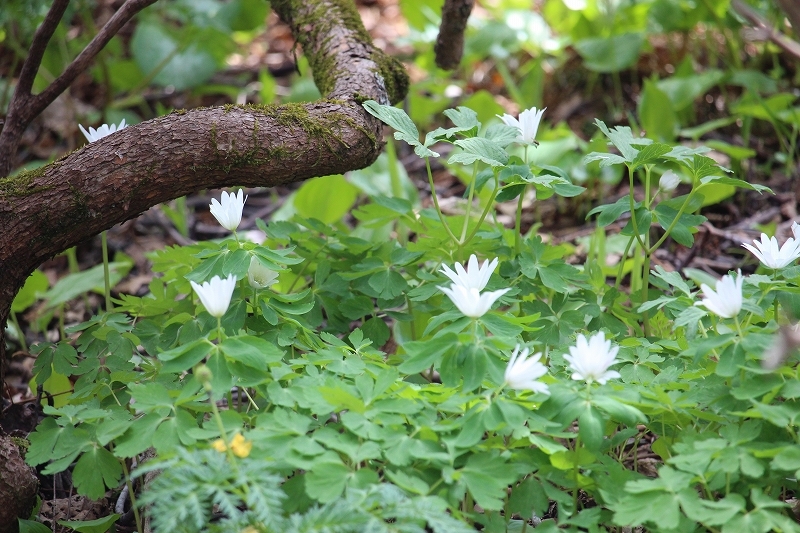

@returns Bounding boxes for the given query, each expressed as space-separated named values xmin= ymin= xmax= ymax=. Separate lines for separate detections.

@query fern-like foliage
xmin=136 ymin=448 xmax=473 ymax=533
xmin=287 ymin=484 xmax=474 ymax=533
xmin=136 ymin=448 xmax=286 ymax=533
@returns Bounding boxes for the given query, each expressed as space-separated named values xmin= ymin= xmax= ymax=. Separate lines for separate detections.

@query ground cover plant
xmin=3 ymin=0 xmax=800 ymax=532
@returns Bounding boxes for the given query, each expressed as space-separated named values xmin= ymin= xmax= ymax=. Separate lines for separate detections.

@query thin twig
xmin=732 ymin=0 xmax=800 ymax=61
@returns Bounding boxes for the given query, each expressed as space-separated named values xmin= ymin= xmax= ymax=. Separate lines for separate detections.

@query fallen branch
xmin=0 ymin=0 xmax=408 ymax=384
xmin=732 ymin=0 xmax=800 ymax=61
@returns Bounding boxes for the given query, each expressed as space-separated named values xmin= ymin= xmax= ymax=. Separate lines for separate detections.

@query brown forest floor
xmin=2 ymin=0 xmax=800 ymax=530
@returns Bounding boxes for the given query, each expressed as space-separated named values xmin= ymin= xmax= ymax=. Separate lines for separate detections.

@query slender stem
xmin=460 ymin=163 xmax=479 ymax=242
xmin=626 ymin=166 xmax=646 ymax=250
xmin=101 ymin=230 xmax=112 ymax=311
xmin=216 ymin=316 xmax=223 ymax=342
xmin=209 ymin=393 xmax=241 ymax=471
xmin=641 ymin=167 xmax=652 ymax=337
xmin=426 ymin=157 xmax=460 ymax=245
xmin=120 ymin=459 xmax=143 ymax=533
xmin=514 ymin=185 xmax=526 ymax=258
xmin=734 ymin=315 xmax=745 ymax=338
xmin=614 ymin=236 xmax=635 ymax=289
xmin=462 ymin=172 xmax=500 ymax=246
xmin=648 ymin=189 xmax=698 ymax=253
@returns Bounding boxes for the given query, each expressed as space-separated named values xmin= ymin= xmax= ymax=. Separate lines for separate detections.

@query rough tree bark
xmin=0 ymin=0 xmax=409 ymax=384
xmin=434 ymin=0 xmax=475 ymax=70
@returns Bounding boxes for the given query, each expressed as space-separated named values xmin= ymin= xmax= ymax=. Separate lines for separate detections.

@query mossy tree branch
xmin=0 ymin=0 xmax=408 ymax=384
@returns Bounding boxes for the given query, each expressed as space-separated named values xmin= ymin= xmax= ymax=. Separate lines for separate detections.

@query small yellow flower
xmin=212 ymin=433 xmax=252 ymax=458
xmin=229 ymin=433 xmax=252 ymax=458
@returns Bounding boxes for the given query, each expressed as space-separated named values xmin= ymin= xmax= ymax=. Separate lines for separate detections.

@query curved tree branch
xmin=434 ymin=0 xmax=475 ymax=70
xmin=0 ymin=0 xmax=161 ymax=177
xmin=0 ymin=0 xmax=409 ymax=383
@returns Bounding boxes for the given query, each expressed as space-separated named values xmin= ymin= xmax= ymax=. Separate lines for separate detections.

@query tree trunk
xmin=0 ymin=0 xmax=408 ymax=383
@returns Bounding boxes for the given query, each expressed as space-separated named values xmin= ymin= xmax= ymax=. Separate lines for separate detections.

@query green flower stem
xmin=626 ymin=166 xmax=647 ymax=251
xmin=241 ymin=387 xmax=259 ymax=411
xmin=288 ymin=243 xmax=327 ymax=293
xmin=514 ymin=184 xmax=527 ymax=258
xmin=641 ymin=168 xmax=652 ymax=337
xmin=207 ymin=387 xmax=242 ymax=473
xmin=772 ymin=270 xmax=780 ymax=321
xmin=734 ymin=315 xmax=745 ymax=338
xmin=460 ymin=163 xmax=479 ymax=242
xmin=426 ymin=157 xmax=460 ymax=245
xmin=614 ymin=236 xmax=636 ymax=290
xmin=648 ymin=188 xmax=697 ymax=253
xmin=101 ymin=230 xmax=112 ymax=311
xmin=216 ymin=316 xmax=224 ymax=342
xmin=119 ymin=458 xmax=143 ymax=533
xmin=462 ymin=172 xmax=500 ymax=247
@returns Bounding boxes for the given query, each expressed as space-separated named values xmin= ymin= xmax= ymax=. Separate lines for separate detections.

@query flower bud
xmin=659 ymin=170 xmax=680 ymax=191
xmin=195 ymin=364 xmax=213 ymax=387
xmin=248 ymin=257 xmax=279 ymax=289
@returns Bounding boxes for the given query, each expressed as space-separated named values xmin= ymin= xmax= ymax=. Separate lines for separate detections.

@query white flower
xmin=792 ymin=221 xmax=799 ymax=241
xmin=504 ymin=345 xmax=550 ymax=394
xmin=190 ymin=274 xmax=237 ymax=318
xmin=659 ymin=170 xmax=680 ymax=192
xmin=79 ymin=119 xmax=127 ymax=143
xmin=440 ymin=255 xmax=498 ymax=291
xmin=438 ymin=284 xmax=510 ymax=318
xmin=564 ymin=332 xmax=621 ymax=385
xmin=248 ymin=257 xmax=278 ymax=289
xmin=742 ymin=233 xmax=800 ymax=269
xmin=497 ymin=107 xmax=546 ymax=145
xmin=695 ymin=270 xmax=744 ymax=319
xmin=210 ymin=190 xmax=246 ymax=232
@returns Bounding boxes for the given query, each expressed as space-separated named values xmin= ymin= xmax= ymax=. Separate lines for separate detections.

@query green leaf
xmin=574 ymin=33 xmax=644 ymax=73
xmin=653 ymin=203 xmax=706 ymax=247
xmin=398 ymin=333 xmax=458 ymax=374
xmin=42 ymin=261 xmax=132 ymax=309
xmin=131 ymin=22 xmax=222 ymax=90
xmin=158 ymin=339 xmax=213 ymax=373
xmin=461 ymin=453 xmax=519 ymax=511
xmin=579 ymin=405 xmax=605 ymax=451
xmin=304 ymin=461 xmax=350 ymax=503
xmin=12 ymin=269 xmax=48 ymax=312
xmin=19 ymin=520 xmax=54 ymax=533
xmin=449 ymin=137 xmax=509 ymax=167
xmin=58 ymin=514 xmax=120 ymax=533
xmin=220 ymin=336 xmax=284 ymax=369
xmin=614 ymin=492 xmax=681 ymax=529
xmin=638 ymin=79 xmax=677 ymax=142
xmin=362 ymin=101 xmax=438 ymax=158
xmin=587 ymin=196 xmax=632 ymax=227
xmin=294 ymin=175 xmax=360 ymax=224
xmin=368 ymin=269 xmax=408 ymax=299
xmin=72 ymin=447 xmax=123 ymax=499
xmin=631 ymin=142 xmax=673 ymax=169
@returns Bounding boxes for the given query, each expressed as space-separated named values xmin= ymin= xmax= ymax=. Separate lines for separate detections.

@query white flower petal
xmin=659 ymin=170 xmax=680 ymax=191
xmin=439 ymin=255 xmax=499 ymax=291
xmin=504 ymin=345 xmax=550 ymax=394
xmin=438 ymin=284 xmax=510 ymax=318
xmin=247 ymin=257 xmax=279 ymax=289
xmin=190 ymin=274 xmax=237 ymax=318
xmin=78 ymin=119 xmax=127 ymax=143
xmin=497 ymin=107 xmax=546 ymax=145
xmin=564 ymin=331 xmax=620 ymax=384
xmin=695 ymin=270 xmax=743 ymax=319
xmin=210 ymin=189 xmax=246 ymax=232
xmin=742 ymin=233 xmax=800 ymax=269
